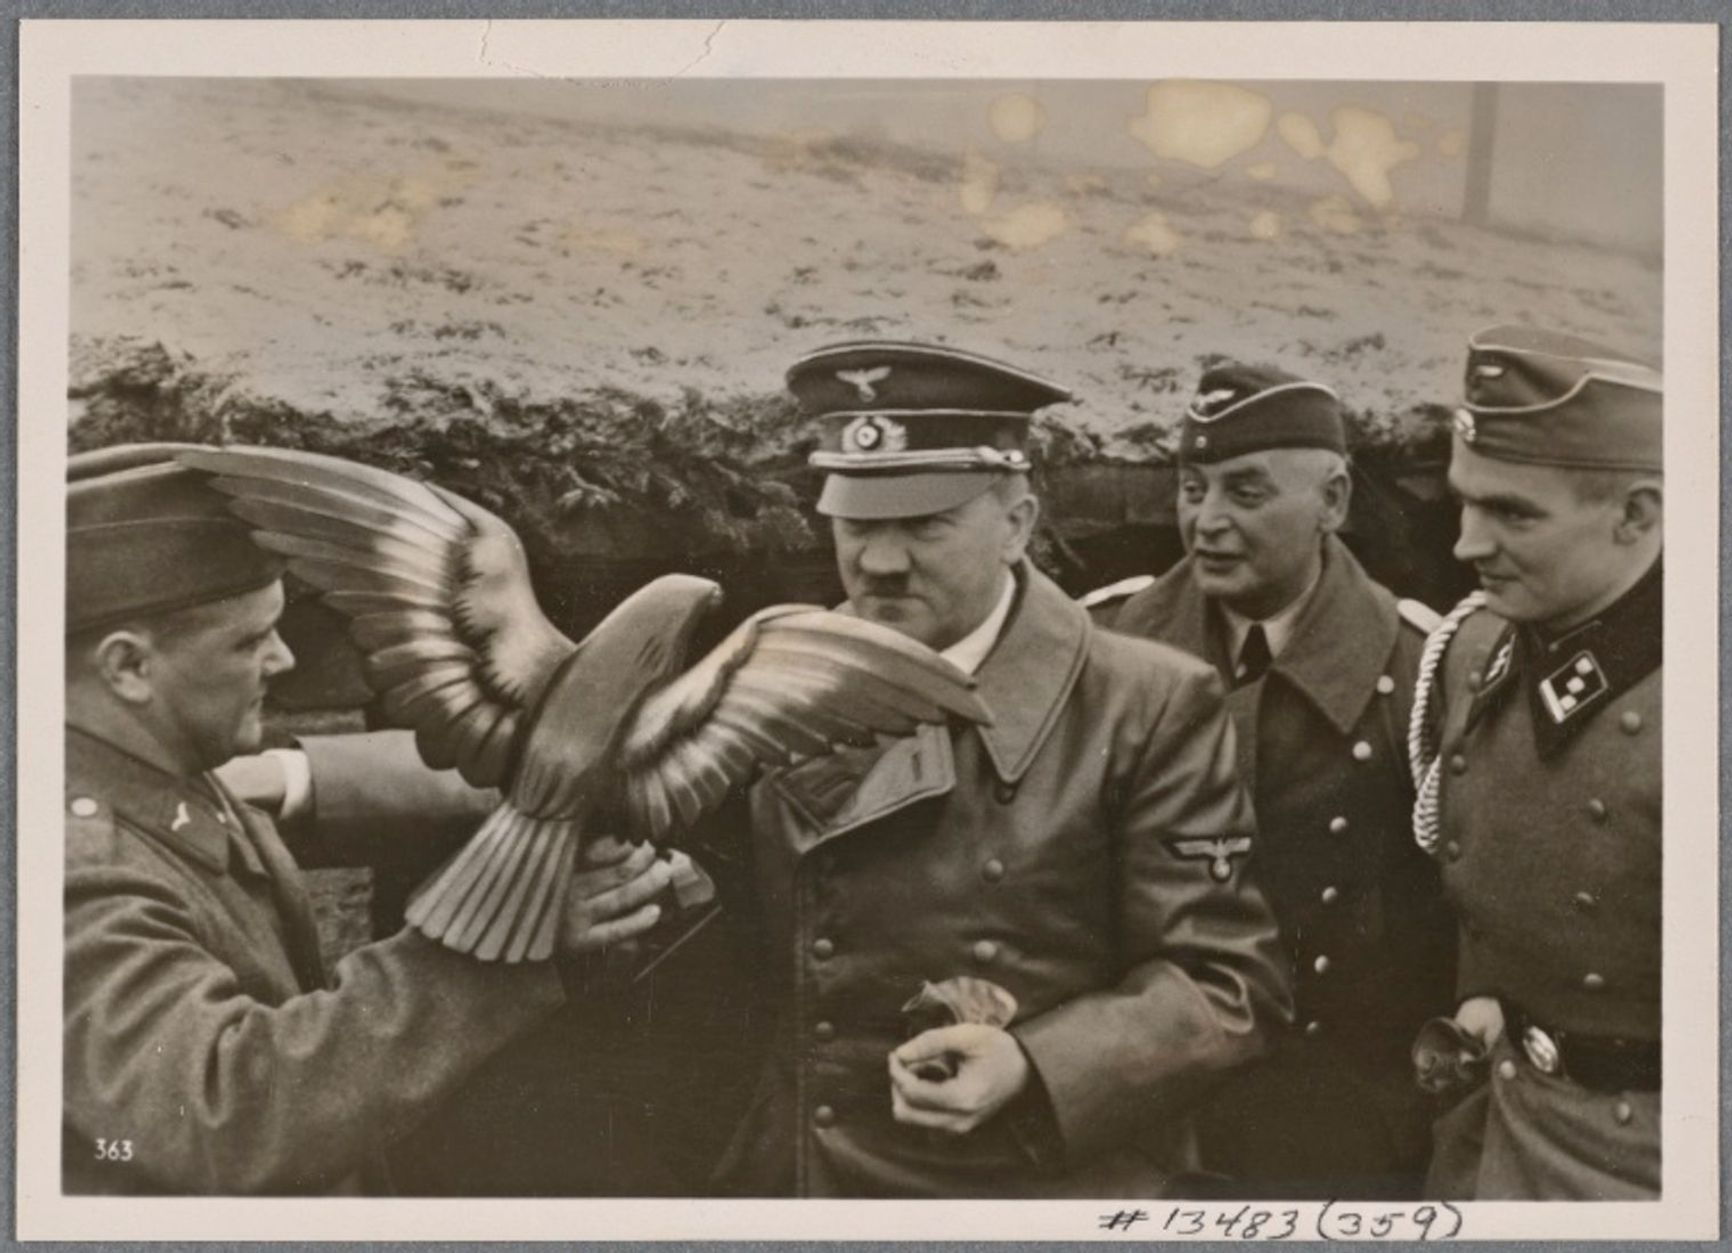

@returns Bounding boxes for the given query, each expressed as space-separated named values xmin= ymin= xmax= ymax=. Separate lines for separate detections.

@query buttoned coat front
xmin=62 ymin=727 xmax=566 ymax=1196
xmin=1424 ymin=593 xmax=1661 ymax=1200
xmin=1100 ymin=537 xmax=1455 ymax=1196
xmin=712 ymin=564 xmax=1292 ymax=1198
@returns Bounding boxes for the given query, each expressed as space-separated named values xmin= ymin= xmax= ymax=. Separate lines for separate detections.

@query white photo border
xmin=15 ymin=16 xmax=1722 ymax=1242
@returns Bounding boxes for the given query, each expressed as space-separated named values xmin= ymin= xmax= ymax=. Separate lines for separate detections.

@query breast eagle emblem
xmin=1163 ymin=835 xmax=1254 ymax=883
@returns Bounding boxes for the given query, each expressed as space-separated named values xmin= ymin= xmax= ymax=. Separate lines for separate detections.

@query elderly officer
xmin=1084 ymin=363 xmax=1456 ymax=1198
xmin=62 ymin=444 xmax=672 ymax=1195
xmin=697 ymin=341 xmax=1291 ymax=1196
xmin=1409 ymin=326 xmax=1663 ymax=1200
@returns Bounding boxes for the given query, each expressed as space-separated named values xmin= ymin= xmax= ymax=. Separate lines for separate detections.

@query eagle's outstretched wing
xmin=617 ymin=607 xmax=993 ymax=840
xmin=177 ymin=446 xmax=577 ymax=787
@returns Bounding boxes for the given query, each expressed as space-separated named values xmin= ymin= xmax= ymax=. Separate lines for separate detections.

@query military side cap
xmin=1179 ymin=362 xmax=1346 ymax=464
xmin=789 ymin=340 xmax=1071 ymax=519
xmin=67 ymin=443 xmax=284 ymax=635
xmin=1454 ymin=325 xmax=1661 ymax=471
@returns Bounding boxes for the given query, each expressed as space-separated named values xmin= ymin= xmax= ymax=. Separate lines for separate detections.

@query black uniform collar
xmin=1515 ymin=557 xmax=1663 ymax=759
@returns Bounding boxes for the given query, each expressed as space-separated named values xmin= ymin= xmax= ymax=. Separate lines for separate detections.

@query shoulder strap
xmin=1397 ymin=596 xmax=1443 ymax=636
xmin=1408 ymin=591 xmax=1487 ymax=853
xmin=1076 ymin=574 xmax=1155 ymax=611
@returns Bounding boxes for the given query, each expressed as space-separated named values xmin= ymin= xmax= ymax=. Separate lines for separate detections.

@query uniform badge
xmin=1452 ymin=408 xmax=1477 ymax=443
xmin=1164 ymin=835 xmax=1253 ymax=883
xmin=1481 ymin=636 xmax=1514 ymax=690
xmin=836 ymin=366 xmax=891 ymax=403
xmin=171 ymin=801 xmax=192 ymax=832
xmin=1188 ymin=386 xmax=1243 ymax=423
xmin=841 ymin=414 xmax=908 ymax=455
xmin=1538 ymin=650 xmax=1608 ymax=724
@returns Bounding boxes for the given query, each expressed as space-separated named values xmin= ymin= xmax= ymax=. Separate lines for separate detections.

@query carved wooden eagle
xmin=177 ymin=447 xmax=991 ymax=962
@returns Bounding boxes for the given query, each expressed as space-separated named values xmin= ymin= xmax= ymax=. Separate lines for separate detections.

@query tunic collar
xmin=65 ymin=725 xmax=249 ymax=875
xmin=969 ymin=561 xmax=1091 ymax=783
xmin=1517 ymin=556 xmax=1663 ymax=758
xmin=939 ymin=571 xmax=1016 ymax=677
xmin=1219 ymin=561 xmax=1322 ymax=663
xmin=1116 ymin=535 xmax=1398 ymax=736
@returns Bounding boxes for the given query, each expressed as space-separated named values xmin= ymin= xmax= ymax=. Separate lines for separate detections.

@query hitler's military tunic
xmin=62 ymin=727 xmax=567 ymax=1195
xmin=1423 ymin=561 xmax=1662 ymax=1200
xmin=710 ymin=565 xmax=1292 ymax=1197
xmin=1098 ymin=536 xmax=1455 ymax=1198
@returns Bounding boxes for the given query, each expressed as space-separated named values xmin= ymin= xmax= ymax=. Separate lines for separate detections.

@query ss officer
xmin=1412 ymin=326 xmax=1663 ymax=1200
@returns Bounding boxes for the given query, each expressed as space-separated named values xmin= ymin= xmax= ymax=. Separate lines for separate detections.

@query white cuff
xmin=267 ymin=747 xmax=314 ymax=821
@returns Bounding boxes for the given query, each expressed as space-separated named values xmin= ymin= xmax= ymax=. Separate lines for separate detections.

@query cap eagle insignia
xmin=836 ymin=366 xmax=892 ymax=403
xmin=1190 ymin=386 xmax=1243 ymax=422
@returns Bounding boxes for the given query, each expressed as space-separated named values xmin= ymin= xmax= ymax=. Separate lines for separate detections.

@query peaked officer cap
xmin=67 ymin=443 xmax=284 ymax=635
xmin=1178 ymin=362 xmax=1347 ymax=465
xmin=1453 ymin=325 xmax=1662 ymax=471
xmin=790 ymin=341 xmax=1071 ymax=520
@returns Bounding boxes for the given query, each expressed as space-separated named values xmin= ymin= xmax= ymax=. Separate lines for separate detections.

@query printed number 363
xmin=94 ymin=1138 xmax=133 ymax=1162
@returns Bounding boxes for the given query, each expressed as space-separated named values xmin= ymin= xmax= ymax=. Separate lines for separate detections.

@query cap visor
xmin=817 ymin=471 xmax=1001 ymax=520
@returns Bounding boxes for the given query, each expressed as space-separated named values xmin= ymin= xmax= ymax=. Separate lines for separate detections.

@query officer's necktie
xmin=1235 ymin=623 xmax=1272 ymax=687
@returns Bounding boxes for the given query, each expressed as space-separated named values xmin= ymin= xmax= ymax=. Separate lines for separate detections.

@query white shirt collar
xmin=1221 ymin=562 xmax=1323 ymax=664
xmin=940 ymin=572 xmax=1017 ymax=676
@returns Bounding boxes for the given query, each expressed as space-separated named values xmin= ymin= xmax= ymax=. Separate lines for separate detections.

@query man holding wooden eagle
xmin=62 ymin=326 xmax=1662 ymax=1201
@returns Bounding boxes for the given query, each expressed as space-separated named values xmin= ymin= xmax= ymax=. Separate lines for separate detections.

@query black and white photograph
xmin=16 ymin=18 xmax=1721 ymax=1242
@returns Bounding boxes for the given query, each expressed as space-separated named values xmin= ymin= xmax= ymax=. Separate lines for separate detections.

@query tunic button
xmin=993 ymin=781 xmax=1017 ymax=804
xmin=1614 ymin=1100 xmax=1634 ymax=1126
xmin=1582 ymin=972 xmax=1606 ymax=992
xmin=811 ymin=938 xmax=834 ymax=961
xmin=813 ymin=1105 xmax=837 ymax=1129
xmin=1352 ymin=740 xmax=1373 ymax=762
xmin=1572 ymin=891 xmax=1598 ymax=913
xmin=1587 ymin=798 xmax=1608 ymax=822
xmin=1329 ymin=816 xmax=1349 ymax=835
xmin=972 ymin=940 xmax=999 ymax=964
xmin=813 ymin=1021 xmax=836 ymax=1043
xmin=1620 ymin=710 xmax=1643 ymax=735
xmin=982 ymin=858 xmax=1006 ymax=883
xmin=1497 ymin=1059 xmax=1519 ymax=1082
xmin=1320 ymin=886 xmax=1340 ymax=906
xmin=1449 ymin=754 xmax=1468 ymax=775
xmin=1376 ymin=675 xmax=1396 ymax=695
xmin=69 ymin=797 xmax=99 ymax=818
xmin=1444 ymin=841 xmax=1462 ymax=863
xmin=1312 ymin=955 xmax=1331 ymax=975
xmin=1194 ymin=434 xmax=1209 ymax=450
xmin=1303 ymin=1020 xmax=1323 ymax=1038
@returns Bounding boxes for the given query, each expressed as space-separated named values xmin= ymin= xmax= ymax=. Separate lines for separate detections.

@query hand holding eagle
xmin=178 ymin=447 xmax=991 ymax=962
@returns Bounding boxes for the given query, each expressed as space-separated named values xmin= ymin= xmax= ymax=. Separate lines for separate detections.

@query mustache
xmin=855 ymin=576 xmax=913 ymax=596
